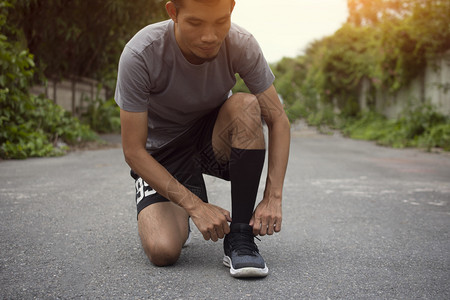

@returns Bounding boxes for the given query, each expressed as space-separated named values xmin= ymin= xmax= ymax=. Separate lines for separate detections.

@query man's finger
xmin=222 ymin=221 xmax=230 ymax=235
xmin=267 ymin=219 xmax=275 ymax=235
xmin=260 ymin=224 xmax=267 ymax=236
xmin=209 ymin=228 xmax=218 ymax=242
xmin=252 ymin=217 xmax=261 ymax=236
xmin=249 ymin=215 xmax=255 ymax=227
xmin=274 ymin=219 xmax=282 ymax=232
xmin=216 ymin=224 xmax=225 ymax=239
xmin=222 ymin=209 xmax=232 ymax=222
xmin=202 ymin=230 xmax=211 ymax=241
xmin=263 ymin=216 xmax=273 ymax=236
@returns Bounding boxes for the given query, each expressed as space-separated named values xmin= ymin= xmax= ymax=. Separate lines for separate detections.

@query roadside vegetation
xmin=0 ymin=1 xmax=95 ymax=158
xmin=270 ymin=0 xmax=450 ymax=151
xmin=1 ymin=0 xmax=449 ymax=159
xmin=0 ymin=0 xmax=166 ymax=159
xmin=340 ymin=106 xmax=450 ymax=151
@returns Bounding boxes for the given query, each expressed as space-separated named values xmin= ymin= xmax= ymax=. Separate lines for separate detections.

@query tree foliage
xmin=276 ymin=0 xmax=450 ymax=121
xmin=347 ymin=0 xmax=414 ymax=26
xmin=6 ymin=0 xmax=167 ymax=82
xmin=366 ymin=1 xmax=449 ymax=92
xmin=0 ymin=0 xmax=169 ymax=159
xmin=271 ymin=0 xmax=450 ymax=149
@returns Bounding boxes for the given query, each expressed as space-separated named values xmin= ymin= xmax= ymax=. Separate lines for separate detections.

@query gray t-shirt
xmin=115 ymin=20 xmax=274 ymax=151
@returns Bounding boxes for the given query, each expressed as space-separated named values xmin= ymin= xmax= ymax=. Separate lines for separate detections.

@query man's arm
xmin=120 ymin=109 xmax=231 ymax=241
xmin=250 ymin=84 xmax=290 ymax=236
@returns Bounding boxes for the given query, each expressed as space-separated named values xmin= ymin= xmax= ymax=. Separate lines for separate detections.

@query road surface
xmin=1 ymin=128 xmax=449 ymax=299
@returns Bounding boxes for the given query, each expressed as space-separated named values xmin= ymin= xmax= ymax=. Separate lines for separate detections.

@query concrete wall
xmin=426 ymin=51 xmax=450 ymax=115
xmin=359 ymin=50 xmax=450 ymax=118
xmin=30 ymin=77 xmax=107 ymax=116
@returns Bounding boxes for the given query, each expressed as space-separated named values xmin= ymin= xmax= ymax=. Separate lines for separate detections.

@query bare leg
xmin=137 ymin=202 xmax=189 ymax=266
xmin=212 ymin=93 xmax=266 ymax=224
xmin=212 ymin=93 xmax=265 ymax=161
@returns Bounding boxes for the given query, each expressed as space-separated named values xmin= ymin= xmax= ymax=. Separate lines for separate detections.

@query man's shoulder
xmin=126 ymin=20 xmax=173 ymax=55
xmin=228 ymin=23 xmax=253 ymax=43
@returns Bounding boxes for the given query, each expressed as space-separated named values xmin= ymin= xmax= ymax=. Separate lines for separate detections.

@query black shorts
xmin=131 ymin=106 xmax=230 ymax=216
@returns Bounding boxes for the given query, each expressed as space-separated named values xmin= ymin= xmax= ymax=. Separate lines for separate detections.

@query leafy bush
xmin=341 ymin=112 xmax=388 ymax=140
xmin=419 ymin=124 xmax=450 ymax=151
xmin=81 ymin=97 xmax=121 ymax=134
xmin=0 ymin=1 xmax=97 ymax=159
xmin=310 ymin=108 xmax=336 ymax=128
xmin=285 ymin=100 xmax=307 ymax=123
xmin=0 ymin=91 xmax=97 ymax=159
xmin=340 ymin=104 xmax=450 ymax=151
xmin=272 ymin=57 xmax=306 ymax=108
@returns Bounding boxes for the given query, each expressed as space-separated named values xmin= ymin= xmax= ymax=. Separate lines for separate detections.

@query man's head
xmin=166 ymin=0 xmax=236 ymax=65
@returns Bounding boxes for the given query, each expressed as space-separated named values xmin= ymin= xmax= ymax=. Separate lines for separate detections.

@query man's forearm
xmin=264 ymin=118 xmax=290 ymax=201
xmin=254 ymin=85 xmax=290 ymax=203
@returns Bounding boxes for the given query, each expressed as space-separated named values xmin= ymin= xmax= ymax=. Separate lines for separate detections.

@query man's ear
xmin=230 ymin=0 xmax=236 ymax=14
xmin=166 ymin=1 xmax=177 ymax=22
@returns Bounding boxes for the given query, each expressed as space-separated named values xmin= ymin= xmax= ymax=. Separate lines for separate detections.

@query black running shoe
xmin=223 ymin=223 xmax=269 ymax=278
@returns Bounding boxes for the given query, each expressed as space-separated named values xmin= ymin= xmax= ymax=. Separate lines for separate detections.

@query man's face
xmin=168 ymin=0 xmax=235 ymax=64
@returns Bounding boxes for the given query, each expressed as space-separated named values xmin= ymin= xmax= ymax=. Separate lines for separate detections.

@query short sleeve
xmin=114 ymin=46 xmax=151 ymax=112
xmin=234 ymin=34 xmax=275 ymax=94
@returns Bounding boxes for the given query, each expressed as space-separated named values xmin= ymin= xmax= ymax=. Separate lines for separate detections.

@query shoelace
xmin=229 ymin=231 xmax=260 ymax=256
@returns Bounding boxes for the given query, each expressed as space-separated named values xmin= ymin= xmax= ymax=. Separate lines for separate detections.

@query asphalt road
xmin=1 ymin=127 xmax=449 ymax=299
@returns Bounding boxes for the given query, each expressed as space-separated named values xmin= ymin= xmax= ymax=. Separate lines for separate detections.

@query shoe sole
xmin=182 ymin=220 xmax=191 ymax=248
xmin=182 ymin=230 xmax=191 ymax=248
xmin=223 ymin=256 xmax=269 ymax=278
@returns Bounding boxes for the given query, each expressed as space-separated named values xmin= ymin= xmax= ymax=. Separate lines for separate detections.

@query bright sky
xmin=231 ymin=0 xmax=349 ymax=63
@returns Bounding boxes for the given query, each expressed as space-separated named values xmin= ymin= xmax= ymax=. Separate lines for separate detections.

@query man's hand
xmin=249 ymin=198 xmax=282 ymax=236
xmin=189 ymin=202 xmax=232 ymax=242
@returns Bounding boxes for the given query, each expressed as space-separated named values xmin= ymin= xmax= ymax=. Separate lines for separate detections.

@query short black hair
xmin=170 ymin=0 xmax=233 ymax=12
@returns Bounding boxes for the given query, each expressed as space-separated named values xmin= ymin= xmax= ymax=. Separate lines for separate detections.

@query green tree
xmin=7 ymin=0 xmax=167 ymax=82
xmin=347 ymin=0 xmax=416 ymax=26
xmin=374 ymin=0 xmax=450 ymax=91
xmin=273 ymin=57 xmax=307 ymax=107
xmin=272 ymin=0 xmax=450 ymax=137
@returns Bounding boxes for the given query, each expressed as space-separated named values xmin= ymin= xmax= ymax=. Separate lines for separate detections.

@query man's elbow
xmin=267 ymin=112 xmax=290 ymax=133
xmin=122 ymin=146 xmax=145 ymax=169
xmin=280 ymin=114 xmax=290 ymax=131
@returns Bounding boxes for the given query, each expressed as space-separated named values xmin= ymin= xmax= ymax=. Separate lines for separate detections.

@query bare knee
xmin=142 ymin=238 xmax=182 ymax=267
xmin=136 ymin=202 xmax=189 ymax=267
xmin=225 ymin=93 xmax=264 ymax=148
xmin=227 ymin=93 xmax=262 ymax=119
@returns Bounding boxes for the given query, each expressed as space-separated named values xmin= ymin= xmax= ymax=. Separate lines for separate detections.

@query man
xmin=115 ymin=0 xmax=290 ymax=278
